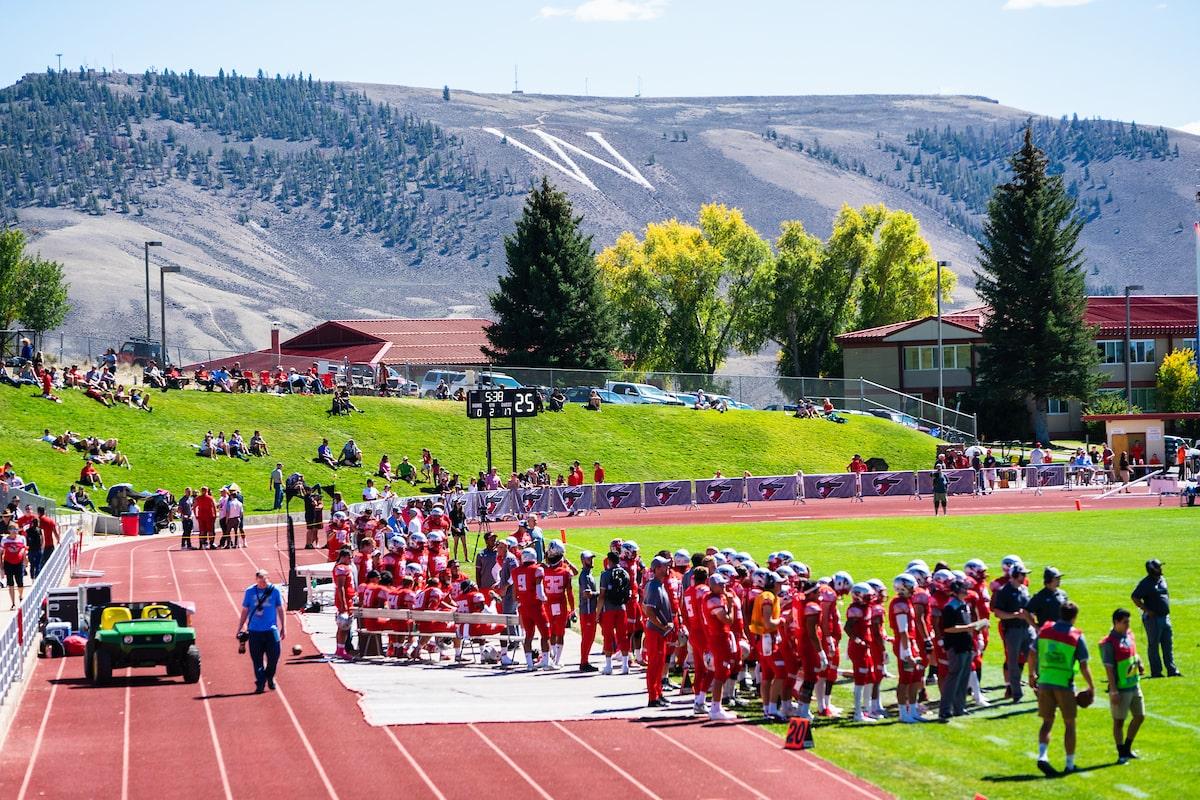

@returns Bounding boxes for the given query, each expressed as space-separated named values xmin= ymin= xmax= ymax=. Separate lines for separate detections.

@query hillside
xmin=3 ymin=69 xmax=1197 ymax=355
xmin=0 ymin=388 xmax=935 ymax=510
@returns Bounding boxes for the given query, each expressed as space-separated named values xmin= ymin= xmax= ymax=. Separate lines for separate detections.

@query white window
xmin=1097 ymin=340 xmax=1155 ymax=365
xmin=1047 ymin=398 xmax=1070 ymax=415
xmin=904 ymin=344 xmax=971 ymax=371
xmin=1183 ymin=338 xmax=1197 ymax=352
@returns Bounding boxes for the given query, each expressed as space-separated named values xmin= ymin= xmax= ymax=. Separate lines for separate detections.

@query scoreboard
xmin=466 ymin=387 xmax=539 ymax=419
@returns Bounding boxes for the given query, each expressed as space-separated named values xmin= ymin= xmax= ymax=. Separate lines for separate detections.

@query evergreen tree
xmin=975 ymin=126 xmax=1101 ymax=445
xmin=442 ymin=85 xmax=450 ymax=102
xmin=483 ymin=177 xmax=617 ymax=369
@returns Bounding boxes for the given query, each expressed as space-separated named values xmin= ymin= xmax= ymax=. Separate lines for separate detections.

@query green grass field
xmin=561 ymin=509 xmax=1197 ymax=800
xmin=0 ymin=388 xmax=936 ymax=509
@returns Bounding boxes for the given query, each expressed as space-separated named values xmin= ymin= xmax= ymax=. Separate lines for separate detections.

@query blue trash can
xmin=138 ymin=511 xmax=157 ymax=535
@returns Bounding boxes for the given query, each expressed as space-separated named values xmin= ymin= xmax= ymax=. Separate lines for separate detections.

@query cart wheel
xmin=182 ymin=646 xmax=201 ymax=683
xmin=84 ymin=641 xmax=95 ymax=680
xmin=93 ymin=649 xmax=113 ymax=686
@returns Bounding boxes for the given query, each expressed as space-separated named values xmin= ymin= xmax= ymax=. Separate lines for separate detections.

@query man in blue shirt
xmin=236 ymin=568 xmax=286 ymax=693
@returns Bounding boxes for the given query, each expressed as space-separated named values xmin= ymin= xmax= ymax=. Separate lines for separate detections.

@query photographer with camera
xmin=236 ymin=568 xmax=286 ymax=693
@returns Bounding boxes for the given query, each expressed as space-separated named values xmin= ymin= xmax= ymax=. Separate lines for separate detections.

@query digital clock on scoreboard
xmin=466 ymin=387 xmax=539 ymax=419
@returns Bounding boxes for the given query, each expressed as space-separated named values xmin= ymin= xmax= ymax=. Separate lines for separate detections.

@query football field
xmin=564 ymin=507 xmax=1197 ymax=800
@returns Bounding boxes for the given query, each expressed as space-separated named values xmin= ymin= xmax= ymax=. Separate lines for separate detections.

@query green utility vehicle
xmin=84 ymin=601 xmax=200 ymax=686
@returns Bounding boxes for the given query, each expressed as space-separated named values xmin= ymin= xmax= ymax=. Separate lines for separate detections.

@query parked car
xmin=563 ymin=386 xmax=629 ymax=404
xmin=763 ymin=403 xmax=799 ymax=413
xmin=448 ymin=371 xmax=523 ymax=395
xmin=419 ymin=369 xmax=466 ymax=397
xmin=116 ymin=337 xmax=163 ymax=368
xmin=869 ymin=408 xmax=933 ymax=434
xmin=605 ymin=381 xmax=685 ymax=405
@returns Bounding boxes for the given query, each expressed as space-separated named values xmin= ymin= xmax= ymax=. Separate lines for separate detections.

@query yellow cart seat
xmin=99 ymin=607 xmax=133 ymax=630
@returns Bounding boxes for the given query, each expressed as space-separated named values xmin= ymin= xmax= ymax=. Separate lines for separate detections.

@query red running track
xmin=0 ymin=531 xmax=889 ymax=800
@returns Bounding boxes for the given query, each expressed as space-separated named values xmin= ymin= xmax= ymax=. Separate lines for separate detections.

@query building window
xmin=1097 ymin=339 xmax=1155 ymax=365
xmin=1131 ymin=387 xmax=1157 ymax=412
xmin=904 ymin=344 xmax=972 ymax=371
xmin=1047 ymin=398 xmax=1070 ymax=415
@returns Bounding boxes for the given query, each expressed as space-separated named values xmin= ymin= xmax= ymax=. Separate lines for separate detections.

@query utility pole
xmin=143 ymin=241 xmax=162 ymax=339
xmin=55 ymin=53 xmax=62 ymax=72
xmin=936 ymin=260 xmax=950 ymax=427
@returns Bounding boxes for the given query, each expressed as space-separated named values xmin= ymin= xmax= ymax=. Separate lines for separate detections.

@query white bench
xmin=352 ymin=608 xmax=521 ymax=661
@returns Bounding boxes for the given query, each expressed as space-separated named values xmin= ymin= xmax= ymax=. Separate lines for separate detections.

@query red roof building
xmin=837 ymin=295 xmax=1200 ymax=435
xmin=181 ymin=318 xmax=493 ymax=373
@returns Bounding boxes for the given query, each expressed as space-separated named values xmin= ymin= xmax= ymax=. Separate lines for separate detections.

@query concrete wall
xmin=843 ymin=347 xmax=899 ymax=388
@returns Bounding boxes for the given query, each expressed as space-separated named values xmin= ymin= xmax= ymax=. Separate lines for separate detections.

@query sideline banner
xmin=746 ymin=475 xmax=797 ymax=502
xmin=695 ymin=478 xmax=744 ymax=504
xmin=466 ymin=489 xmax=516 ymax=520
xmin=1024 ymin=465 xmax=1066 ymax=488
xmin=516 ymin=486 xmax=554 ymax=515
xmin=551 ymin=485 xmax=594 ymax=514
xmin=860 ymin=471 xmax=917 ymax=498
xmin=596 ymin=483 xmax=642 ymax=510
xmin=802 ymin=473 xmax=858 ymax=500
xmin=917 ymin=469 xmax=976 ymax=495
xmin=643 ymin=480 xmax=693 ymax=507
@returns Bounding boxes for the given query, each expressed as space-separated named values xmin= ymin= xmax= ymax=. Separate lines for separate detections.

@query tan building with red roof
xmin=837 ymin=296 xmax=1200 ymax=435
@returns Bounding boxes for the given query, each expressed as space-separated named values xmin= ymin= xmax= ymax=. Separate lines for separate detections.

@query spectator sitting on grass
xmin=213 ymin=431 xmax=230 ymax=457
xmin=230 ymin=362 xmax=252 ymax=392
xmin=249 ymin=430 xmax=269 ymax=457
xmin=144 ymin=361 xmax=167 ymax=390
xmin=229 ymin=430 xmax=251 ymax=461
xmin=548 ymin=387 xmax=565 ymax=412
xmin=79 ymin=460 xmax=104 ymax=489
xmin=211 ymin=365 xmax=233 ymax=393
xmin=338 ymin=439 xmax=363 ymax=467
xmin=362 ymin=479 xmax=379 ymax=501
xmin=16 ymin=361 xmax=38 ymax=386
xmin=129 ymin=387 xmax=152 ymax=413
xmin=194 ymin=365 xmax=213 ymax=390
xmin=0 ymin=363 xmax=19 ymax=388
xmin=66 ymin=484 xmax=97 ymax=511
xmin=586 ymin=389 xmax=602 ymax=411
xmin=317 ymin=438 xmax=338 ymax=470
xmin=378 ymin=455 xmax=394 ymax=481
xmin=198 ymin=432 xmax=218 ymax=459
xmin=39 ymin=367 xmax=62 ymax=403
xmin=84 ymin=376 xmax=113 ymax=407
xmin=396 ymin=456 xmax=416 ymax=484
xmin=62 ymin=365 xmax=82 ymax=388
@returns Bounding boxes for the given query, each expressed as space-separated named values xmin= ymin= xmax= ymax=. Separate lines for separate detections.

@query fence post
xmin=87 ymin=337 xmax=92 ymax=364
xmin=858 ymin=377 xmax=865 ymax=412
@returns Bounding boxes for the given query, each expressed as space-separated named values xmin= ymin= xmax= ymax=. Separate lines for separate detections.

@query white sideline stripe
xmin=1147 ymin=712 xmax=1200 ymax=734
xmin=384 ymin=727 xmax=447 ymax=800
xmin=17 ymin=546 xmax=100 ymax=800
xmin=737 ymin=724 xmax=884 ymax=799
xmin=165 ymin=546 xmax=234 ymax=800
xmin=469 ymin=723 xmax=556 ymax=800
xmin=648 ymin=727 xmax=771 ymax=799
xmin=16 ymin=658 xmax=67 ymax=800
xmin=1115 ymin=784 xmax=1150 ymax=798
xmin=983 ymin=735 xmax=1009 ymax=746
xmin=551 ymin=721 xmax=664 ymax=800
xmin=205 ymin=546 xmax=341 ymax=800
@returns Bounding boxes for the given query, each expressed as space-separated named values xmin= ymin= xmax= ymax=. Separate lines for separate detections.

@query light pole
xmin=936 ymin=260 xmax=951 ymax=426
xmin=271 ymin=320 xmax=281 ymax=369
xmin=1124 ymin=284 xmax=1143 ymax=407
xmin=143 ymin=241 xmax=162 ymax=339
xmin=159 ymin=266 xmax=181 ymax=366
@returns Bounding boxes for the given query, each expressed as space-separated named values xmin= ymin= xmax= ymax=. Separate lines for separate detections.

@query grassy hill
xmin=0 ymin=388 xmax=935 ymax=510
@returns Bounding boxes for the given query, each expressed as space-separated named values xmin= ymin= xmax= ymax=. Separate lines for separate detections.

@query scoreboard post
xmin=466 ymin=386 xmax=539 ymax=473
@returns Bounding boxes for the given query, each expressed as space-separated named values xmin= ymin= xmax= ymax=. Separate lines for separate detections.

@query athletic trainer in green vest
xmin=1029 ymin=601 xmax=1095 ymax=777
xmin=1100 ymin=607 xmax=1146 ymax=765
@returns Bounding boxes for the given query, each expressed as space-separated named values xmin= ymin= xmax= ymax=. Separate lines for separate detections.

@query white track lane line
xmin=16 ymin=658 xmax=67 ymax=800
xmin=469 ymin=723 xmax=557 ymax=800
xmin=202 ymin=545 xmax=341 ymax=800
xmin=737 ymin=724 xmax=886 ymax=799
xmin=647 ymin=726 xmax=771 ymax=799
xmin=384 ymin=727 xmax=449 ymax=800
xmin=550 ymin=721 xmax=664 ymax=800
xmin=16 ymin=544 xmax=100 ymax=800
xmin=165 ymin=546 xmax=234 ymax=800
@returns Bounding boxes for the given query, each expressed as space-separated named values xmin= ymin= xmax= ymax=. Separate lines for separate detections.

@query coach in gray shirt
xmin=475 ymin=532 xmax=498 ymax=592
xmin=578 ymin=551 xmax=599 ymax=673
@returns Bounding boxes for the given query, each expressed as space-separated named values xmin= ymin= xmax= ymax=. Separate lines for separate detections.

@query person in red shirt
xmin=388 ymin=574 xmax=417 ymax=658
xmin=453 ymin=579 xmax=503 ymax=660
xmin=542 ymin=541 xmax=575 ymax=668
xmin=793 ymin=579 xmax=826 ymax=720
xmin=357 ymin=570 xmax=386 ymax=641
xmin=413 ymin=573 xmax=456 ymax=660
xmin=40 ymin=369 xmax=61 ymax=403
xmin=866 ymin=578 xmax=889 ymax=718
xmin=512 ymin=548 xmax=551 ymax=670
xmin=929 ymin=568 xmax=955 ymax=694
xmin=620 ymin=541 xmax=644 ymax=660
xmin=816 ymin=573 xmax=851 ymax=717
xmin=325 ymin=513 xmax=352 ymax=562
xmin=331 ymin=548 xmax=356 ymax=659
xmin=2 ymin=525 xmax=29 ymax=608
xmin=682 ymin=566 xmax=712 ymax=715
xmin=426 ymin=532 xmax=449 ymax=576
xmin=192 ymin=486 xmax=217 ymax=549
xmin=845 ymin=583 xmax=878 ymax=723
xmin=351 ymin=538 xmax=377 ymax=586
xmin=702 ymin=572 xmax=739 ymax=721
xmin=592 ymin=461 xmax=605 ymax=484
xmin=890 ymin=573 xmax=923 ymax=722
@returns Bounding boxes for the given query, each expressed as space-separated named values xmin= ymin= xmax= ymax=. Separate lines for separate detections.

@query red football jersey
xmin=511 ymin=563 xmax=545 ymax=608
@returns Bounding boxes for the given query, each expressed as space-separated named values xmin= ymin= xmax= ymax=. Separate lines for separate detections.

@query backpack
xmin=607 ymin=566 xmax=631 ymax=606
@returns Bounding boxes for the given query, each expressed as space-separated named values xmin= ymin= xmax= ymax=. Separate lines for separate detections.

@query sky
xmin=2 ymin=0 xmax=1197 ymax=132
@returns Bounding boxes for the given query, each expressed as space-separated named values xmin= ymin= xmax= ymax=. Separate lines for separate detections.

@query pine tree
xmin=975 ymin=126 xmax=1101 ymax=444
xmin=483 ymin=177 xmax=617 ymax=369
xmin=442 ymin=85 xmax=450 ymax=102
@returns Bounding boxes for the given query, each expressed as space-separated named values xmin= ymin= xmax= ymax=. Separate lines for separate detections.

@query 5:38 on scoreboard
xmin=466 ymin=388 xmax=539 ymax=419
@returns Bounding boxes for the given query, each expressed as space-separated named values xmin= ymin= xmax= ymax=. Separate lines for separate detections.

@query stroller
xmin=143 ymin=491 xmax=178 ymax=533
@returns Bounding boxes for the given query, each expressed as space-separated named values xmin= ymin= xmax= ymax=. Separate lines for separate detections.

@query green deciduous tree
xmin=0 ymin=228 xmax=72 ymax=345
xmin=597 ymin=204 xmax=772 ymax=375
xmin=1156 ymin=348 xmax=1198 ymax=413
xmin=975 ymin=127 xmax=1101 ymax=445
xmin=484 ymin=177 xmax=617 ymax=369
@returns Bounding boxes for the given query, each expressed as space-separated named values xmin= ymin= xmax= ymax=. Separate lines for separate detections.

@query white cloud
xmin=1177 ymin=121 xmax=1200 ymax=136
xmin=539 ymin=0 xmax=668 ymax=22
xmin=1002 ymin=0 xmax=1094 ymax=9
